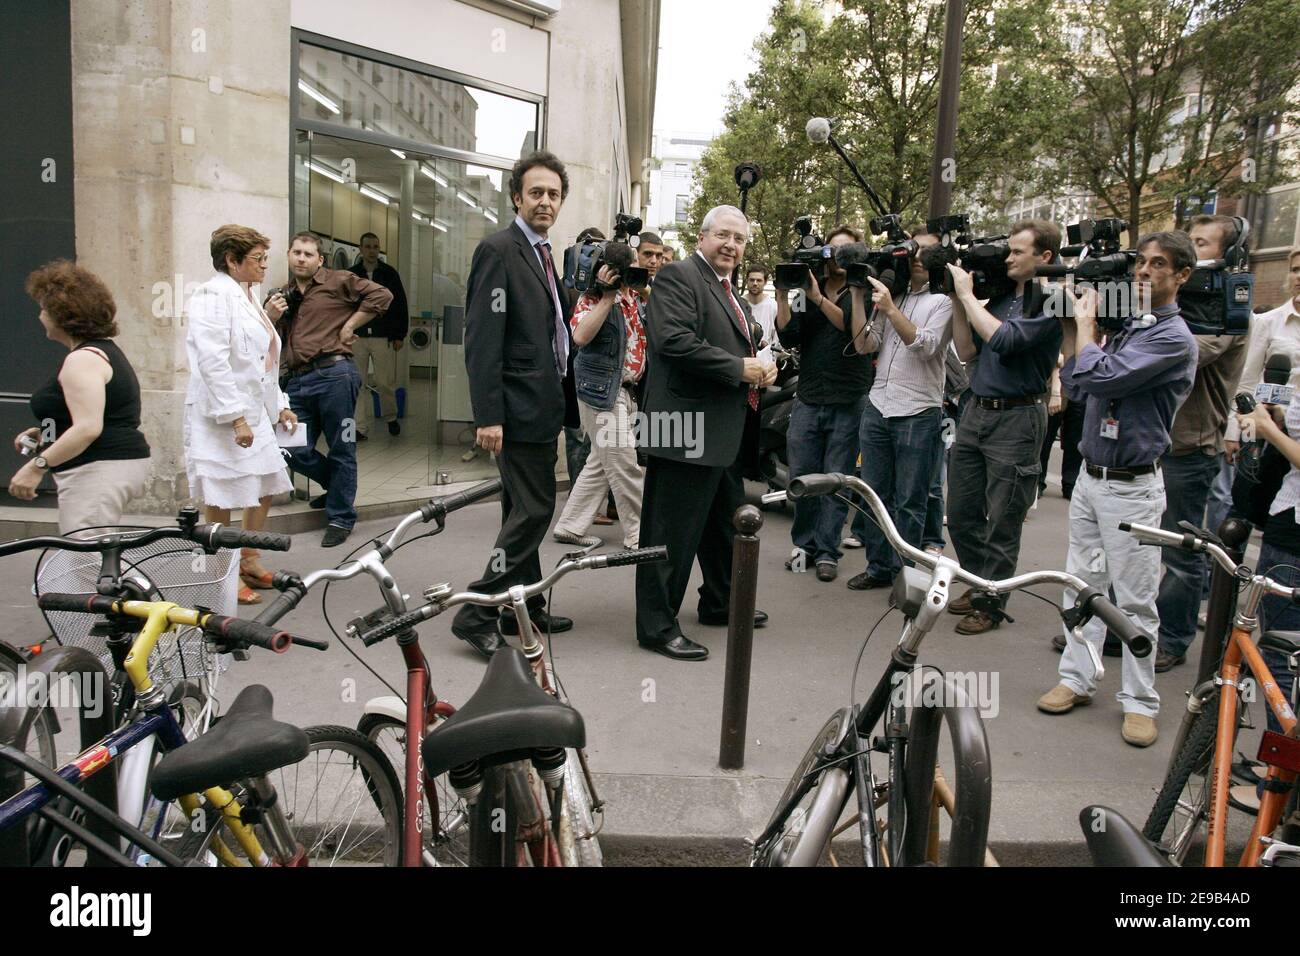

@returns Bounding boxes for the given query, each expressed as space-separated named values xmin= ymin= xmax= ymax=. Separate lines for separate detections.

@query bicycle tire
xmin=752 ymin=709 xmax=852 ymax=867
xmin=357 ymin=713 xmax=470 ymax=867
xmin=1142 ymin=693 xmax=1219 ymax=862
xmin=557 ymin=749 xmax=602 ymax=867
xmin=177 ymin=724 xmax=403 ymax=866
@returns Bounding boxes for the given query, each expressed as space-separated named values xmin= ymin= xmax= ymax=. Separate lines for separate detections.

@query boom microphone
xmin=806 ymin=117 xmax=834 ymax=145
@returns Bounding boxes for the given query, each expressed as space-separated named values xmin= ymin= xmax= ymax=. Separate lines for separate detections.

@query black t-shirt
xmin=777 ymin=288 xmax=873 ymax=405
xmin=1263 ymin=508 xmax=1300 ymax=556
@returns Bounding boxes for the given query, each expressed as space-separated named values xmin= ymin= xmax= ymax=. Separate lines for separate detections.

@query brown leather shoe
xmin=955 ymin=610 xmax=998 ymax=635
xmin=1037 ymin=683 xmax=1092 ymax=714
xmin=948 ymin=588 xmax=974 ymax=615
xmin=1121 ymin=713 xmax=1158 ymax=747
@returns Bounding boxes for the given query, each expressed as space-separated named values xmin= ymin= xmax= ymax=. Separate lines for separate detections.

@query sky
xmin=652 ymin=0 xmax=778 ymax=137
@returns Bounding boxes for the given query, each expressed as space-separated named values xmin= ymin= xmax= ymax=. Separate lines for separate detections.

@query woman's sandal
xmin=238 ymin=584 xmax=263 ymax=605
xmin=239 ymin=547 xmax=275 ymax=590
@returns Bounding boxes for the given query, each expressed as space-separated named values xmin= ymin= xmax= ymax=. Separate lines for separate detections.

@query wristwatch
xmin=33 ymin=456 xmax=50 ymax=471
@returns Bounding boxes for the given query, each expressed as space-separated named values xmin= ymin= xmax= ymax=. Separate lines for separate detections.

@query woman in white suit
xmin=185 ymin=225 xmax=299 ymax=604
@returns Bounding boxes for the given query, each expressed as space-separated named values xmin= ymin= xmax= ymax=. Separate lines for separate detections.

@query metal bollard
xmin=719 ymin=504 xmax=763 ymax=770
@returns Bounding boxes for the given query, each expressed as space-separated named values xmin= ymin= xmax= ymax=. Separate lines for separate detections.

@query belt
xmin=1085 ymin=460 xmax=1159 ymax=481
xmin=285 ymin=354 xmax=350 ymax=379
xmin=975 ymin=394 xmax=1044 ymax=411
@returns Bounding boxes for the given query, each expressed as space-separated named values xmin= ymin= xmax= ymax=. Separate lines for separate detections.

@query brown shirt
xmin=1169 ymin=333 xmax=1248 ymax=456
xmin=276 ymin=267 xmax=393 ymax=370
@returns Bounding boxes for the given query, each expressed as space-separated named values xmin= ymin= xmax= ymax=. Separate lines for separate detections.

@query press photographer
xmin=1037 ymin=231 xmax=1199 ymax=749
xmin=943 ymin=219 xmax=1064 ymax=635
xmin=774 ymin=224 xmax=873 ymax=582
xmin=845 ymin=228 xmax=954 ymax=590
xmin=1151 ymin=215 xmax=1250 ymax=673
xmin=552 ymin=233 xmax=648 ymax=551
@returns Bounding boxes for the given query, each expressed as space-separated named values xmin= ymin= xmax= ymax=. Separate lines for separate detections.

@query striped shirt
xmin=866 ymin=287 xmax=955 ymax=418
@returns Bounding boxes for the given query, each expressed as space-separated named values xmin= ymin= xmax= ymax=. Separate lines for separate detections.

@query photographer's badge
xmin=1100 ymin=418 xmax=1120 ymax=440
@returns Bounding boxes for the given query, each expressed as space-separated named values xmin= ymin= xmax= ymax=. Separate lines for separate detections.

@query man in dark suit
xmin=453 ymin=150 xmax=578 ymax=658
xmin=636 ymin=205 xmax=777 ymax=660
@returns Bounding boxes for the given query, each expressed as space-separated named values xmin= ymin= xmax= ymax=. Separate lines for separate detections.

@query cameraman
xmin=1037 ymin=231 xmax=1199 ymax=748
xmin=846 ymin=230 xmax=954 ymax=589
xmin=944 ymin=220 xmax=1063 ymax=635
xmin=775 ymin=225 xmax=873 ymax=581
xmin=1150 ymin=215 xmax=1249 ymax=672
xmin=552 ymin=240 xmax=646 ymax=550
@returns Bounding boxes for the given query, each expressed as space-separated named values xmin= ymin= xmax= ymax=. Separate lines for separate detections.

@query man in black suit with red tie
xmin=635 ymin=205 xmax=778 ymax=660
xmin=453 ymin=150 xmax=579 ymax=658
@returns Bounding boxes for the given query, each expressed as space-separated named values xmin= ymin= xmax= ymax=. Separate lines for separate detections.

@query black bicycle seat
xmin=1260 ymin=631 xmax=1300 ymax=658
xmin=1078 ymin=806 xmax=1170 ymax=867
xmin=420 ymin=647 xmax=584 ymax=778
xmin=149 ymin=684 xmax=309 ymax=801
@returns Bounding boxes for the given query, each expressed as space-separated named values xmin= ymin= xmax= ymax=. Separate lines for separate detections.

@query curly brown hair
xmin=211 ymin=224 xmax=271 ymax=272
xmin=25 ymin=260 xmax=118 ymax=339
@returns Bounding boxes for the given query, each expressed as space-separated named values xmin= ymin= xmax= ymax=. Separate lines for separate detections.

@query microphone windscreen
xmin=806 ymin=117 xmax=831 ymax=144
xmin=1264 ymin=352 xmax=1292 ymax=386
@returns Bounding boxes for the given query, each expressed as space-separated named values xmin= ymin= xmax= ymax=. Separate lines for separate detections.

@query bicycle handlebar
xmin=0 ymin=518 xmax=291 ymax=559
xmin=788 ymin=473 xmax=1153 ymax=657
xmin=200 ymin=614 xmax=293 ymax=653
xmin=418 ymin=478 xmax=502 ymax=524
xmin=1122 ymin=521 xmax=1300 ymax=603
xmin=352 ymin=545 xmax=669 ymax=645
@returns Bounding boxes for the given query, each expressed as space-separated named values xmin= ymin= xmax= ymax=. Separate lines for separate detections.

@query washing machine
xmin=407 ymin=315 xmax=436 ymax=369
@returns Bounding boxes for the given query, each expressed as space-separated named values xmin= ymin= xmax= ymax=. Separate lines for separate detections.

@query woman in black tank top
xmin=9 ymin=261 xmax=151 ymax=533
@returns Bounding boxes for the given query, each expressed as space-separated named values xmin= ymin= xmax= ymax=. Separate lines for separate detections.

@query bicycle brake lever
xmin=1066 ymin=628 xmax=1105 ymax=682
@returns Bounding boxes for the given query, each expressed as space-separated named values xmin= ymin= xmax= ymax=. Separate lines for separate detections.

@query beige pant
xmin=555 ymin=388 xmax=644 ymax=547
xmin=52 ymin=457 xmax=152 ymax=535
xmin=352 ymin=336 xmax=398 ymax=433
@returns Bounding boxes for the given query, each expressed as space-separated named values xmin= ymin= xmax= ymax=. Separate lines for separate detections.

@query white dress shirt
xmin=1226 ymin=298 xmax=1300 ymax=442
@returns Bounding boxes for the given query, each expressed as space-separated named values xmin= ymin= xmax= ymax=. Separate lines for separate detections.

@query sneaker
xmin=1121 ymin=713 xmax=1158 ymax=747
xmin=388 ymin=420 xmax=401 ymax=436
xmin=1037 ymin=683 xmax=1092 ymax=714
xmin=1154 ymin=650 xmax=1186 ymax=673
xmin=321 ymin=525 xmax=351 ymax=548
xmin=1197 ymin=609 xmax=1208 ymax=631
xmin=842 ymin=536 xmax=864 ymax=549
xmin=553 ymin=529 xmax=601 ymax=548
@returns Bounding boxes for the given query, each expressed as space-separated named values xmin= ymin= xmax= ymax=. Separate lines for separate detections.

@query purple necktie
xmin=536 ymin=242 xmax=568 ymax=375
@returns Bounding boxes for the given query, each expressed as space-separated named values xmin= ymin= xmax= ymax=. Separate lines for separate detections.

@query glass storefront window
xmin=297 ymin=41 xmax=539 ymax=161
xmin=1258 ymin=186 xmax=1300 ymax=250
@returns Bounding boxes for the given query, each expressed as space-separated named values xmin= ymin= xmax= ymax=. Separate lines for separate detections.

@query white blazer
xmin=184 ymin=272 xmax=290 ymax=426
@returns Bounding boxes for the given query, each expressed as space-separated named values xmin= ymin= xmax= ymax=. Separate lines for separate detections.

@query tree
xmin=686 ymin=0 xmax=1069 ymax=267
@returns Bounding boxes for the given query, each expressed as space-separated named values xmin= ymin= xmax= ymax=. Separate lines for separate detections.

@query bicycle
xmin=253 ymin=478 xmax=503 ymax=866
xmin=352 ymin=542 xmax=669 ymax=866
xmin=751 ymin=472 xmax=1150 ymax=867
xmin=1124 ymin=520 xmax=1300 ymax=866
xmin=0 ymin=594 xmax=399 ymax=866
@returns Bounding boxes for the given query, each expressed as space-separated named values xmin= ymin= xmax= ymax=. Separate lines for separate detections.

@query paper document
xmin=275 ymin=423 xmax=307 ymax=448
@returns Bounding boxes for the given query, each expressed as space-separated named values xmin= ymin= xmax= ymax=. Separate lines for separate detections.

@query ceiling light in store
xmin=457 ymin=190 xmax=477 ymax=209
xmin=390 ymin=148 xmax=407 ymax=159
xmin=308 ymin=161 xmax=345 ymax=184
xmin=297 ymin=79 xmax=340 ymax=114
xmin=420 ymin=165 xmax=448 ymax=188
xmin=359 ymin=185 xmax=391 ymax=205
xmin=411 ymin=212 xmax=426 ymax=223
xmin=483 ymin=209 xmax=498 ymax=224
xmin=432 ymin=219 xmax=448 ymax=233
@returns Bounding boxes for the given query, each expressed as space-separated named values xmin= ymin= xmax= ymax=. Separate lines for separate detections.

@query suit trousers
xmin=452 ymin=439 xmax=556 ymax=633
xmin=351 ymin=336 xmax=398 ymax=433
xmin=635 ymin=454 xmax=743 ymax=646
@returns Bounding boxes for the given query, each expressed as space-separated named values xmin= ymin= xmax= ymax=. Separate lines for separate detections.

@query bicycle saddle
xmin=149 ymin=684 xmax=309 ymax=801
xmin=1078 ymin=806 xmax=1170 ymax=867
xmin=421 ymin=647 xmax=585 ymax=778
xmin=1260 ymin=631 xmax=1300 ymax=658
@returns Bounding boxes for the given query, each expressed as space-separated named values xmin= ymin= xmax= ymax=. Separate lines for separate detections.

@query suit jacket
xmin=464 ymin=221 xmax=574 ymax=442
xmin=347 ymin=260 xmax=409 ymax=341
xmin=640 ymin=253 xmax=758 ymax=467
xmin=184 ymin=272 xmax=290 ymax=426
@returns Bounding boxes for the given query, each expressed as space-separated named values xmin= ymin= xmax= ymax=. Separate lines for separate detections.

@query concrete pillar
xmin=70 ymin=0 xmax=291 ymax=514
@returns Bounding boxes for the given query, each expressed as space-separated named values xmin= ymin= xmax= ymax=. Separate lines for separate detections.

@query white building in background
xmin=646 ymin=130 xmax=712 ymax=250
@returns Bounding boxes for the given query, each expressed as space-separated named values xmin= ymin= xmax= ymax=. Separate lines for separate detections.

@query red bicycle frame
xmin=397 ymin=635 xmax=455 ymax=867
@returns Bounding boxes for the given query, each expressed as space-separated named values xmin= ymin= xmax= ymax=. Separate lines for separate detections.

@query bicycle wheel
xmin=557 ymin=749 xmax=602 ymax=867
xmin=752 ymin=709 xmax=853 ymax=867
xmin=178 ymin=725 xmax=403 ymax=866
xmin=133 ymin=681 xmax=210 ymax=864
xmin=1143 ymin=694 xmax=1219 ymax=863
xmin=357 ymin=713 xmax=470 ymax=867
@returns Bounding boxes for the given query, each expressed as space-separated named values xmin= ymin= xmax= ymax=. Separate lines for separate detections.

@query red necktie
xmin=721 ymin=279 xmax=759 ymax=410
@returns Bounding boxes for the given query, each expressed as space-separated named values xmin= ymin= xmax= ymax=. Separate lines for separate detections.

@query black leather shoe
xmin=816 ymin=562 xmax=837 ymax=582
xmin=321 ymin=525 xmax=351 ymax=548
xmin=847 ymin=571 xmax=892 ymax=590
xmin=388 ymin=420 xmax=401 ymax=436
xmin=309 ymin=494 xmax=326 ymax=510
xmin=697 ymin=609 xmax=768 ymax=628
xmin=452 ymin=624 xmax=504 ymax=660
xmin=498 ymin=609 xmax=574 ymax=635
xmin=643 ymin=634 xmax=709 ymax=661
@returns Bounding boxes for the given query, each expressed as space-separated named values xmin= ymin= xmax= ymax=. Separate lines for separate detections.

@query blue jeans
xmin=1256 ymin=540 xmax=1300 ymax=735
xmin=283 ymin=358 xmax=362 ymax=530
xmin=788 ymin=397 xmax=866 ymax=565
xmin=1156 ymin=451 xmax=1221 ymax=657
xmin=860 ymin=402 xmax=944 ymax=579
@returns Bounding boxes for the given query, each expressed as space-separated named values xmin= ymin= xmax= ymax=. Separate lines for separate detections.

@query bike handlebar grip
xmin=1118 ymin=522 xmax=1131 ymax=532
xmin=423 ymin=478 xmax=502 ymax=521
xmin=356 ymin=607 xmax=428 ymax=646
xmin=38 ymin=593 xmax=119 ymax=615
xmin=787 ymin=473 xmax=846 ymax=499
xmin=1078 ymin=588 xmax=1152 ymax=658
xmin=253 ymin=588 xmax=303 ymax=627
xmin=205 ymin=526 xmax=293 ymax=552
xmin=600 ymin=546 xmax=669 ymax=568
xmin=202 ymin=614 xmax=292 ymax=653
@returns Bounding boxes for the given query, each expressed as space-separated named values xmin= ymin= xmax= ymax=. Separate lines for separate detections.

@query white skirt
xmin=184 ymin=408 xmax=293 ymax=510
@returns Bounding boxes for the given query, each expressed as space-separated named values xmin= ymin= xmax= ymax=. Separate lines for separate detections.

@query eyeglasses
xmin=709 ymin=230 xmax=748 ymax=245
xmin=247 ymin=253 xmax=271 ymax=264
